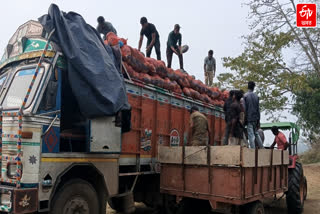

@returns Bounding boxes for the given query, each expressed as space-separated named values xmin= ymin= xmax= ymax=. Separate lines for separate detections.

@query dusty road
xmin=108 ymin=163 xmax=320 ymax=214
xmin=263 ymin=163 xmax=320 ymax=214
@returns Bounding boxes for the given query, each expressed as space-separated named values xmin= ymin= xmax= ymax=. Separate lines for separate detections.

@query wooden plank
xmin=158 ymin=146 xmax=182 ymax=164
xmin=272 ymin=150 xmax=281 ymax=165
xmin=283 ymin=150 xmax=289 ymax=164
xmin=242 ymin=148 xmax=289 ymax=167
xmin=211 ymin=146 xmax=241 ymax=166
xmin=184 ymin=146 xmax=207 ymax=165
xmin=242 ymin=148 xmax=255 ymax=167
xmin=159 ymin=146 xmax=289 ymax=167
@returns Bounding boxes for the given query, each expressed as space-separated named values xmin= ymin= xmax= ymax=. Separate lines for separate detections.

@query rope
xmin=183 ymin=146 xmax=208 ymax=160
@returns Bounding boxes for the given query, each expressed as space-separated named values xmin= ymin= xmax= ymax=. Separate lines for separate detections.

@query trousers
xmin=166 ymin=47 xmax=183 ymax=69
xmin=205 ymin=71 xmax=214 ymax=86
xmin=146 ymin=39 xmax=161 ymax=60
xmin=247 ymin=122 xmax=264 ymax=149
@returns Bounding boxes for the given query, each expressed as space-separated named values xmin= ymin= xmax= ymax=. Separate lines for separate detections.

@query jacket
xmin=244 ymin=90 xmax=260 ymax=123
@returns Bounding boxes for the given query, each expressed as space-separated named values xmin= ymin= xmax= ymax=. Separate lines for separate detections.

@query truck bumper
xmin=0 ymin=186 xmax=37 ymax=213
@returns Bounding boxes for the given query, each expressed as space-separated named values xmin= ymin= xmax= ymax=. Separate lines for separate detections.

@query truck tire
xmin=244 ymin=201 xmax=264 ymax=214
xmin=50 ymin=179 xmax=100 ymax=214
xmin=286 ymin=162 xmax=304 ymax=214
xmin=303 ymin=176 xmax=307 ymax=201
xmin=109 ymin=193 xmax=135 ymax=214
xmin=108 ymin=197 xmax=121 ymax=211
xmin=176 ymin=198 xmax=211 ymax=214
xmin=158 ymin=194 xmax=179 ymax=214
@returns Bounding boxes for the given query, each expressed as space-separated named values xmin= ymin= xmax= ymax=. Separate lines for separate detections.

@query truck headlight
xmin=0 ymin=191 xmax=11 ymax=207
xmin=7 ymin=162 xmax=22 ymax=179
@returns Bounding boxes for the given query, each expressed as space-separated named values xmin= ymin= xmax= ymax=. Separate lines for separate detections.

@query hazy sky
xmin=0 ymin=0 xmax=309 ymax=150
xmin=0 ymin=0 xmax=250 ymax=82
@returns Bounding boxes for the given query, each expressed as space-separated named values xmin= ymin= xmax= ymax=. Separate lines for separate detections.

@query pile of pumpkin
xmin=105 ymin=33 xmax=228 ymax=106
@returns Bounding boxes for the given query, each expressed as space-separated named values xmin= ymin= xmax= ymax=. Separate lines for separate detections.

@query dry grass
xmin=300 ymin=144 xmax=320 ymax=164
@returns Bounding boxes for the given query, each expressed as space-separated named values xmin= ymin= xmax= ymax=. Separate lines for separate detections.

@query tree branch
xmin=276 ymin=2 xmax=320 ymax=75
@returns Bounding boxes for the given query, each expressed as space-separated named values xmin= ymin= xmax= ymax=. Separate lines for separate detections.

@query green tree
xmin=219 ymin=0 xmax=320 ymax=132
xmin=293 ymin=75 xmax=320 ymax=142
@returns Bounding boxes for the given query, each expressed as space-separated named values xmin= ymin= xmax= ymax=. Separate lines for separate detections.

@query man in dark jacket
xmin=223 ymin=90 xmax=235 ymax=145
xmin=244 ymin=81 xmax=264 ymax=149
xmin=166 ymin=24 xmax=183 ymax=69
xmin=229 ymin=90 xmax=245 ymax=145
xmin=96 ymin=16 xmax=117 ymax=40
xmin=138 ymin=17 xmax=161 ymax=60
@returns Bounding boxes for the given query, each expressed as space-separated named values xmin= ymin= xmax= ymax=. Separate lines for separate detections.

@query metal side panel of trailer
xmin=159 ymin=146 xmax=289 ymax=207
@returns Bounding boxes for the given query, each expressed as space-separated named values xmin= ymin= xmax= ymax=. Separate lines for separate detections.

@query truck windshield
xmin=0 ymin=75 xmax=6 ymax=88
xmin=1 ymin=67 xmax=44 ymax=109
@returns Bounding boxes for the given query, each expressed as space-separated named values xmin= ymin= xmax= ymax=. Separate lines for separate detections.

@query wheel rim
xmin=256 ymin=206 xmax=264 ymax=214
xmin=299 ymin=177 xmax=304 ymax=204
xmin=62 ymin=196 xmax=90 ymax=214
xmin=303 ymin=178 xmax=307 ymax=199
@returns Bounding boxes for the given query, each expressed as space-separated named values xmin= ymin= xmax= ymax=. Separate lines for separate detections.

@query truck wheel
xmin=176 ymin=198 xmax=211 ymax=214
xmin=160 ymin=194 xmax=179 ymax=214
xmin=286 ymin=162 xmax=304 ymax=214
xmin=108 ymin=197 xmax=121 ymax=211
xmin=50 ymin=179 xmax=100 ymax=214
xmin=244 ymin=201 xmax=264 ymax=214
xmin=303 ymin=176 xmax=307 ymax=201
xmin=109 ymin=193 xmax=135 ymax=213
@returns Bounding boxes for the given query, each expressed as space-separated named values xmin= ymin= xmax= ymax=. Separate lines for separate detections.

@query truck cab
xmin=0 ymin=20 xmax=121 ymax=213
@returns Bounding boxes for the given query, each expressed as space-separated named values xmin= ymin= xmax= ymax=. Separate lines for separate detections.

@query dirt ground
xmin=108 ymin=163 xmax=320 ymax=214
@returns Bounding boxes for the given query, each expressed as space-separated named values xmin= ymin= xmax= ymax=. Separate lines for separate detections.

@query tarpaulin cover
xmin=38 ymin=4 xmax=130 ymax=118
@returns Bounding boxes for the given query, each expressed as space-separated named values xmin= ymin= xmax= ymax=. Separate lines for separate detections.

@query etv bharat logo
xmin=297 ymin=4 xmax=317 ymax=27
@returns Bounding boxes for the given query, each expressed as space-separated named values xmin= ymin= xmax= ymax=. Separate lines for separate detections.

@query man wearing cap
xmin=204 ymin=50 xmax=216 ymax=86
xmin=166 ymin=24 xmax=184 ymax=70
xmin=138 ymin=17 xmax=161 ymax=60
xmin=188 ymin=106 xmax=209 ymax=146
xmin=96 ymin=16 xmax=117 ymax=40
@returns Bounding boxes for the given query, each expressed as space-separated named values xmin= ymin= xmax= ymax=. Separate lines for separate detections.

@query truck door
xmin=90 ymin=116 xmax=121 ymax=153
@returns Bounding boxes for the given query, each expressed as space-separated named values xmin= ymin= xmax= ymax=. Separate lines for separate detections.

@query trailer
xmin=159 ymin=146 xmax=289 ymax=213
xmin=157 ymin=122 xmax=307 ymax=214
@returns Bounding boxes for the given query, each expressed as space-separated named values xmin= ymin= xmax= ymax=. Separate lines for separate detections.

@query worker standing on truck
xmin=228 ymin=90 xmax=245 ymax=146
xmin=204 ymin=50 xmax=216 ymax=86
xmin=239 ymin=90 xmax=249 ymax=146
xmin=270 ymin=126 xmax=289 ymax=150
xmin=244 ymin=81 xmax=264 ymax=149
xmin=223 ymin=90 xmax=235 ymax=145
xmin=188 ymin=106 xmax=209 ymax=146
xmin=166 ymin=24 xmax=184 ymax=70
xmin=239 ymin=90 xmax=246 ymax=126
xmin=138 ymin=17 xmax=161 ymax=60
xmin=96 ymin=16 xmax=117 ymax=40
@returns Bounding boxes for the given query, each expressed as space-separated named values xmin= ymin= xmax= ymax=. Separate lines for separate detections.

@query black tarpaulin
xmin=38 ymin=4 xmax=130 ymax=118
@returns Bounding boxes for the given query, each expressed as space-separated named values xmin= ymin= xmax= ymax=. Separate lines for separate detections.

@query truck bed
xmin=159 ymin=146 xmax=289 ymax=207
